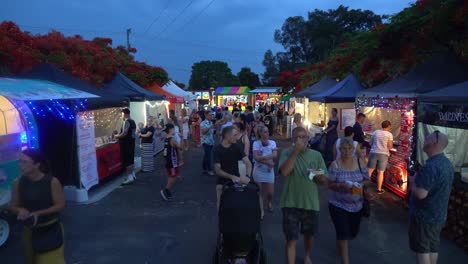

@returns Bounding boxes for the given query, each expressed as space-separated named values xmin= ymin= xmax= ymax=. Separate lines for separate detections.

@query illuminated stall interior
xmin=214 ymin=86 xmax=253 ymax=111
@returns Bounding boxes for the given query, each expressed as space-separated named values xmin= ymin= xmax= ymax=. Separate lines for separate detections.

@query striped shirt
xmin=328 ymin=162 xmax=368 ymax=213
xmin=370 ymin=130 xmax=393 ymax=156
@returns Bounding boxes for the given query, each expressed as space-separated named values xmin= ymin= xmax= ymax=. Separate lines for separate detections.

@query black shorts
xmin=120 ymin=141 xmax=135 ymax=167
xmin=408 ymin=217 xmax=443 ymax=253
xmin=282 ymin=207 xmax=319 ymax=241
xmin=329 ymin=203 xmax=362 ymax=240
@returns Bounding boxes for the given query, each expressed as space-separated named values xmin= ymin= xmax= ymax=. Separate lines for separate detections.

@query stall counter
xmin=96 ymin=142 xmax=123 ymax=180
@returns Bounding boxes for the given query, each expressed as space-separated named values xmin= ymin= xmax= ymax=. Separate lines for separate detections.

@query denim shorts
xmin=367 ymin=153 xmax=389 ymax=171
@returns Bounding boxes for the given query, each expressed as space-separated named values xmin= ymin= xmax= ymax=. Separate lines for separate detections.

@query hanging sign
xmin=76 ymin=112 xmax=99 ymax=190
xmin=419 ymin=103 xmax=468 ymax=129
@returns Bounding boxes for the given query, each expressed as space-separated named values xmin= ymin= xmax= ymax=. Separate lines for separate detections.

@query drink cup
xmin=238 ymin=161 xmax=247 ymax=178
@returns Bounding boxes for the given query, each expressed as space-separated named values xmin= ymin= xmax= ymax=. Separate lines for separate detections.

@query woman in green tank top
xmin=10 ymin=149 xmax=66 ymax=264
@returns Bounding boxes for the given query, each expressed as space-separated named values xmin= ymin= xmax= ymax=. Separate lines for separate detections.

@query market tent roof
xmin=17 ymin=64 xmax=128 ymax=109
xmin=357 ymin=52 xmax=468 ymax=98
xmin=418 ymin=81 xmax=468 ymax=104
xmin=163 ymin=80 xmax=196 ymax=101
xmin=214 ymin=86 xmax=250 ymax=95
xmin=308 ymin=74 xmax=364 ymax=102
xmin=0 ymin=77 xmax=99 ymax=101
xmin=102 ymin=73 xmax=164 ymax=101
xmin=250 ymin=87 xmax=281 ymax=93
xmin=146 ymin=83 xmax=185 ymax=103
xmin=295 ymin=77 xmax=338 ymax=97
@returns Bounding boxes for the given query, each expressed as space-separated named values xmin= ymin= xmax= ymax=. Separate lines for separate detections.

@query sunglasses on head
xmin=434 ymin=130 xmax=440 ymax=143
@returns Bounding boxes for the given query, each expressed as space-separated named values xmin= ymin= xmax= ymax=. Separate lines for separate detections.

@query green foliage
xmin=237 ymin=67 xmax=260 ymax=88
xmin=188 ymin=60 xmax=239 ymax=90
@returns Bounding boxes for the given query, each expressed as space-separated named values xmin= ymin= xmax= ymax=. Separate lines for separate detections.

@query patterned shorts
xmin=282 ymin=208 xmax=319 ymax=240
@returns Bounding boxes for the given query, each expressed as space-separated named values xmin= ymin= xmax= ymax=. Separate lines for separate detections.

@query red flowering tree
xmin=291 ymin=0 xmax=468 ymax=92
xmin=0 ymin=21 xmax=169 ymax=87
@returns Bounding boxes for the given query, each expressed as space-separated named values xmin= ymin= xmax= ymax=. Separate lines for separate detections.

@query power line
xmin=153 ymin=0 xmax=196 ymax=39
xmin=17 ymin=23 xmax=268 ymax=56
xmin=173 ymin=0 xmax=216 ymax=34
xmin=143 ymin=0 xmax=172 ymax=34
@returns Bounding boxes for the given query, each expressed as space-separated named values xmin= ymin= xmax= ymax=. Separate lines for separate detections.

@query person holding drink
xmin=328 ymin=138 xmax=370 ymax=264
xmin=279 ymin=126 xmax=328 ymax=264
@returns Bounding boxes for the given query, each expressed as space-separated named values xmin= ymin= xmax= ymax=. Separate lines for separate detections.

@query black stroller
xmin=213 ymin=182 xmax=266 ymax=264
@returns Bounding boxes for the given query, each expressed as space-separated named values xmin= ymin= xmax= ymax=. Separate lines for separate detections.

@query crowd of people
xmin=8 ymin=105 xmax=456 ymax=264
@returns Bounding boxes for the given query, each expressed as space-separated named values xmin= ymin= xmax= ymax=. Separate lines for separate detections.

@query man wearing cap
xmin=115 ymin=108 xmax=137 ymax=185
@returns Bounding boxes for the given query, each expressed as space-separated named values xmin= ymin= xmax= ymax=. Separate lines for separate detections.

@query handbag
xmin=357 ymin=158 xmax=371 ymax=217
xmin=31 ymin=220 xmax=63 ymax=253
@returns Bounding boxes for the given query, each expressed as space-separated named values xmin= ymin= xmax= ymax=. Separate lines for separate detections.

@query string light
xmin=8 ymin=99 xmax=39 ymax=149
xmin=356 ymin=95 xmax=417 ymax=192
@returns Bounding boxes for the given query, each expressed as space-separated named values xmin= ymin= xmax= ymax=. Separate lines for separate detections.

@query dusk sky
xmin=1 ymin=0 xmax=413 ymax=86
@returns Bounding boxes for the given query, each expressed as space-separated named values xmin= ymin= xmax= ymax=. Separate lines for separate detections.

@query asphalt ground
xmin=1 ymin=138 xmax=467 ymax=263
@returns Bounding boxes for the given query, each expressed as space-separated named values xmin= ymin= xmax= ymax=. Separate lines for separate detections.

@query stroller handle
xmin=223 ymin=181 xmax=259 ymax=192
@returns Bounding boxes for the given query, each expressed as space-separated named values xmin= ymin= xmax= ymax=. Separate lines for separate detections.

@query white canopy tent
xmin=162 ymin=80 xmax=197 ymax=101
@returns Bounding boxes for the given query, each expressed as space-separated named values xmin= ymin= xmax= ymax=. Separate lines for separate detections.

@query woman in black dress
xmin=324 ymin=108 xmax=340 ymax=164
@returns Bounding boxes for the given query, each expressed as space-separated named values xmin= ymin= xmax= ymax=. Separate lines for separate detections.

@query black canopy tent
xmin=308 ymin=74 xmax=364 ymax=102
xmin=102 ymin=73 xmax=164 ymax=101
xmin=295 ymin=77 xmax=338 ymax=97
xmin=357 ymin=52 xmax=468 ymax=98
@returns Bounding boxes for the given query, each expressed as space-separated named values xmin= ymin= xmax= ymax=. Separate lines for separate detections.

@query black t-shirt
xmin=213 ymin=143 xmax=246 ymax=185
xmin=141 ymin=126 xmax=155 ymax=144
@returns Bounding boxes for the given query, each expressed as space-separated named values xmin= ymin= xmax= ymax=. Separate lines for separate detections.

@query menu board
xmin=340 ymin=108 xmax=356 ymax=130
xmin=76 ymin=112 xmax=99 ymax=190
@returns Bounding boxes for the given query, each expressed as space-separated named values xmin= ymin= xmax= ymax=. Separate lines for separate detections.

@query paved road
xmin=1 ymin=139 xmax=467 ymax=263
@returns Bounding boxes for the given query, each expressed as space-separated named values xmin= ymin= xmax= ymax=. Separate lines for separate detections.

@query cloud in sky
xmin=1 ymin=0 xmax=413 ymax=85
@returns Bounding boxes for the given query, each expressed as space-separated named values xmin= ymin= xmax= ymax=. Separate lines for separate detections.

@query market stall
xmin=0 ymin=77 xmax=101 ymax=207
xmin=0 ymin=93 xmax=38 ymax=246
xmin=19 ymin=65 xmax=132 ymax=189
xmin=355 ymin=52 xmax=468 ymax=198
xmin=307 ymin=74 xmax=363 ymax=137
xmin=418 ymin=81 xmax=468 ymax=251
xmin=103 ymin=73 xmax=166 ymax=157
xmin=192 ymin=90 xmax=213 ymax=110
xmin=214 ymin=86 xmax=253 ymax=111
xmin=250 ymin=87 xmax=282 ymax=110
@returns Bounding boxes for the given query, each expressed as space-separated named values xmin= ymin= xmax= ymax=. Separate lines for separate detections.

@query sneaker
xmin=377 ymin=189 xmax=385 ymax=194
xmin=160 ymin=189 xmax=172 ymax=201
xmin=207 ymin=171 xmax=215 ymax=176
xmin=122 ymin=178 xmax=134 ymax=185
xmin=160 ymin=189 xmax=169 ymax=201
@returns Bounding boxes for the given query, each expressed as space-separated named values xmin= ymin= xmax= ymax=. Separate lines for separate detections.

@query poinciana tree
xmin=275 ymin=0 xmax=468 ymax=92
xmin=0 ymin=21 xmax=169 ymax=87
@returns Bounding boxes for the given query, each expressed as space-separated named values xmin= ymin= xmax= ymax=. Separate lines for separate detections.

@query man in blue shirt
xmin=409 ymin=131 xmax=454 ymax=264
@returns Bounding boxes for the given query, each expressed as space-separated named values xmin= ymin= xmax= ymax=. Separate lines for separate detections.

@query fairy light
xmin=8 ymin=99 xmax=39 ymax=149
xmin=355 ymin=95 xmax=417 ymax=193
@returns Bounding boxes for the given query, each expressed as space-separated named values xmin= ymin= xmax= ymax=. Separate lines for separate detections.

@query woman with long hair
xmin=324 ymin=108 xmax=339 ymax=164
xmin=328 ymin=138 xmax=370 ymax=264
xmin=233 ymin=122 xmax=250 ymax=157
xmin=190 ymin=109 xmax=201 ymax=147
xmin=252 ymin=125 xmax=278 ymax=218
xmin=10 ymin=149 xmax=66 ymax=264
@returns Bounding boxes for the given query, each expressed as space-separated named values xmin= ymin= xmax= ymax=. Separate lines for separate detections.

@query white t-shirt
xmin=335 ymin=138 xmax=358 ymax=159
xmin=182 ymin=116 xmax=189 ymax=132
xmin=370 ymin=130 xmax=393 ymax=156
xmin=252 ymin=140 xmax=277 ymax=183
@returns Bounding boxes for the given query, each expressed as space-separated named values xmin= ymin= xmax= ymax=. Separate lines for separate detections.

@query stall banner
xmin=76 ymin=112 xmax=99 ymax=190
xmin=419 ymin=103 xmax=468 ymax=130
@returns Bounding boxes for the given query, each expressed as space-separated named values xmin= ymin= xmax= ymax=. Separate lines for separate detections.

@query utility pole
xmin=126 ymin=28 xmax=132 ymax=51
